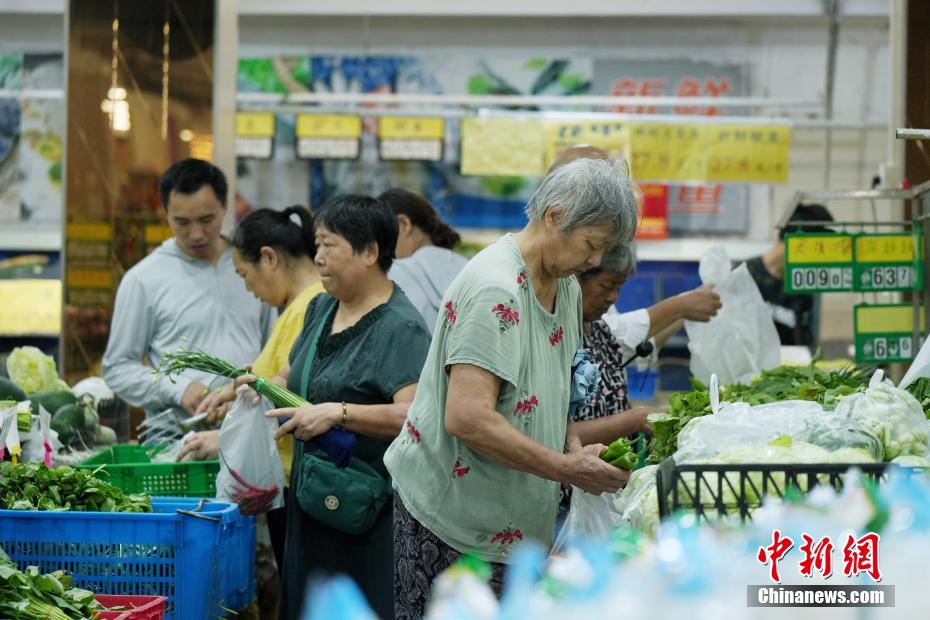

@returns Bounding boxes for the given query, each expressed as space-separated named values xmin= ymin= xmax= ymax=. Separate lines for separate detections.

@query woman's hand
xmin=196 ymin=383 xmax=237 ymax=423
xmin=626 ymin=406 xmax=655 ymax=437
xmin=266 ymin=403 xmax=341 ymax=441
xmin=176 ymin=430 xmax=220 ymax=461
xmin=560 ymin=443 xmax=630 ymax=494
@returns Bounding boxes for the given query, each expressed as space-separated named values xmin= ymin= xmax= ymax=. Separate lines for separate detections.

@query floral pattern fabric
xmin=385 ymin=233 xmax=583 ymax=564
xmin=394 ymin=497 xmax=505 ymax=620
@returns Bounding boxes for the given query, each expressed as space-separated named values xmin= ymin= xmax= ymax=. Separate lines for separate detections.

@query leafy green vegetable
xmin=0 ymin=545 xmax=105 ymax=619
xmin=5 ymin=347 xmax=60 ymax=395
xmin=905 ymin=377 xmax=930 ymax=419
xmin=644 ymin=361 xmax=872 ymax=465
xmin=0 ymin=461 xmax=151 ymax=513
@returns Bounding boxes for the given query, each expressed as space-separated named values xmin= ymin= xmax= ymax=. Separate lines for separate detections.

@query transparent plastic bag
xmin=215 ymin=388 xmax=285 ymax=514
xmin=836 ymin=370 xmax=929 ymax=459
xmin=612 ymin=465 xmax=660 ymax=538
xmin=674 ymin=401 xmax=825 ymax=463
xmin=797 ymin=413 xmax=884 ymax=461
xmin=686 ymin=246 xmax=780 ymax=385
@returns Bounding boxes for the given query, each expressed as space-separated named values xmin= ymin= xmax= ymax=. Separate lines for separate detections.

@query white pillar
xmin=214 ymin=0 xmax=239 ymax=233
xmin=885 ymin=0 xmax=907 ymax=190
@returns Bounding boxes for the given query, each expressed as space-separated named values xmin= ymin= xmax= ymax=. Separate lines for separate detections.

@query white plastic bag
xmin=900 ymin=336 xmax=930 ymax=390
xmin=215 ymin=388 xmax=285 ymax=514
xmin=553 ymin=486 xmax=624 ymax=553
xmin=686 ymin=246 xmax=780 ymax=385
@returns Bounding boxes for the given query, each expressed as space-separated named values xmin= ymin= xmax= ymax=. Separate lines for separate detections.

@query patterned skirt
xmin=393 ymin=497 xmax=506 ymax=619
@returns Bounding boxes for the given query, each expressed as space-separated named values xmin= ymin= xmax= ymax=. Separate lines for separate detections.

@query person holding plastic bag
xmin=384 ymin=158 xmax=637 ymax=619
xmin=178 ymin=205 xmax=325 ymax=619
xmin=235 ymin=195 xmax=431 ymax=620
xmin=686 ymin=245 xmax=780 ymax=386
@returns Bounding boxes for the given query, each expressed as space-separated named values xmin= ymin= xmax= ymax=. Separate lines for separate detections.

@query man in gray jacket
xmin=103 ymin=159 xmax=275 ymax=418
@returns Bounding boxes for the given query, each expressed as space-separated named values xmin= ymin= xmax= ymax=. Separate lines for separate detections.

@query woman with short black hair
xmin=380 ymin=188 xmax=468 ymax=331
xmin=238 ymin=194 xmax=431 ymax=619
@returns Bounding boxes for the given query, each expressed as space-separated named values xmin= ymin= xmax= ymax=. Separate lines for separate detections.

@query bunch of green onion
xmin=154 ymin=348 xmax=310 ymax=409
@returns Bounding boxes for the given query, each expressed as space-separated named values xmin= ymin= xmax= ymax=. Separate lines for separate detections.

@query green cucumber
xmin=28 ymin=389 xmax=78 ymax=417
xmin=51 ymin=404 xmax=85 ymax=445
xmin=0 ymin=377 xmax=26 ymax=402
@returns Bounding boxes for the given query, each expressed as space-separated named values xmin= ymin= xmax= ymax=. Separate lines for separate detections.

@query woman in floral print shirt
xmin=384 ymin=158 xmax=639 ymax=619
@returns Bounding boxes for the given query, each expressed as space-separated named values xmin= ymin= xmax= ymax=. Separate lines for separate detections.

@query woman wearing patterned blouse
xmin=384 ymin=158 xmax=639 ymax=619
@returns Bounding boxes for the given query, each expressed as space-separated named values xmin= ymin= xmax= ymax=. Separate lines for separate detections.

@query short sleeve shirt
xmin=384 ymin=233 xmax=582 ymax=563
xmin=288 ymin=287 xmax=431 ymax=478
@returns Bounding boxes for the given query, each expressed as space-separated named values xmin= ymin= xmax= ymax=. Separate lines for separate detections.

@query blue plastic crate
xmin=0 ymin=497 xmax=255 ymax=620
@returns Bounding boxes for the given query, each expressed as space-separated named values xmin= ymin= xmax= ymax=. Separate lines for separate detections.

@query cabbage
xmin=835 ymin=373 xmax=929 ymax=460
xmin=798 ymin=414 xmax=884 ymax=462
xmin=5 ymin=346 xmax=59 ymax=394
xmin=890 ymin=455 xmax=930 ymax=467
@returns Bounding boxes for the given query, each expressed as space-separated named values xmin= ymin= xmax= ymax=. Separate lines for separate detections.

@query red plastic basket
xmin=94 ymin=595 xmax=167 ymax=620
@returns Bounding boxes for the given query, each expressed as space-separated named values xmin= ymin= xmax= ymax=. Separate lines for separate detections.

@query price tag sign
xmin=854 ymin=304 xmax=925 ymax=365
xmin=784 ymin=233 xmax=854 ymax=293
xmin=378 ymin=117 xmax=444 ymax=162
xmin=853 ymin=233 xmax=923 ymax=292
xmin=296 ymin=114 xmax=362 ymax=160
xmin=235 ymin=112 xmax=275 ymax=159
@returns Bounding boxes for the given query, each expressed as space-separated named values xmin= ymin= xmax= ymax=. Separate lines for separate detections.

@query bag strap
xmin=299 ymin=297 xmax=337 ymax=398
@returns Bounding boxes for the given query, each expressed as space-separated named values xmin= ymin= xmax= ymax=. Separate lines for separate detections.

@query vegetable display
xmin=0 ymin=461 xmax=151 ymax=513
xmin=645 ymin=362 xmax=872 ymax=465
xmin=834 ymin=373 xmax=929 ymax=460
xmin=5 ymin=347 xmax=60 ymax=395
xmin=0 ymin=545 xmax=103 ymax=620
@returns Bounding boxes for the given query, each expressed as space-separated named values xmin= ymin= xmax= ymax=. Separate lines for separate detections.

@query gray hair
xmin=525 ymin=157 xmax=638 ymax=246
xmin=580 ymin=242 xmax=637 ymax=281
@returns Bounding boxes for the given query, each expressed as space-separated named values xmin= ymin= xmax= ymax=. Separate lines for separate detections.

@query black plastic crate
xmin=655 ymin=458 xmax=900 ymax=523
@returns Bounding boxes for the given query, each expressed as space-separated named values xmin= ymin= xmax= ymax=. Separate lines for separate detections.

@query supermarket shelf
xmin=0 ymin=227 xmax=62 ymax=251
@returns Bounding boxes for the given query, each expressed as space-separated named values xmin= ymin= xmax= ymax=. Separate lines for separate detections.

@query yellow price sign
xmin=706 ymin=124 xmax=790 ymax=183
xmin=296 ymin=114 xmax=362 ymax=139
xmin=236 ymin=112 xmax=275 ymax=138
xmin=855 ymin=234 xmax=916 ymax=263
xmin=786 ymin=234 xmax=853 ymax=264
xmin=379 ymin=117 xmax=444 ymax=140
xmin=0 ymin=280 xmax=61 ymax=335
xmin=66 ymin=223 xmax=111 ymax=241
xmin=460 ymin=118 xmax=545 ymax=177
xmin=629 ymin=123 xmax=708 ymax=182
xmin=855 ymin=304 xmax=925 ymax=334
xmin=544 ymin=120 xmax=631 ymax=170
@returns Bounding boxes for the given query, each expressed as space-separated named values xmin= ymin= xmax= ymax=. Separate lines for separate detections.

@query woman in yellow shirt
xmin=178 ymin=205 xmax=323 ymax=618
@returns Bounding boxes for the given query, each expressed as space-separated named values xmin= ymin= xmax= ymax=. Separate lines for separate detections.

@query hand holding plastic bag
xmin=215 ymin=386 xmax=285 ymax=515
xmin=686 ymin=246 xmax=780 ymax=385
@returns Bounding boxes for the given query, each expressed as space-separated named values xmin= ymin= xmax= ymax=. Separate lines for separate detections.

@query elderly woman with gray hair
xmin=384 ymin=157 xmax=638 ymax=618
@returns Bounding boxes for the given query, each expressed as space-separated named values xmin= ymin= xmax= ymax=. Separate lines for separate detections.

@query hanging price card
xmin=296 ymin=114 xmax=362 ymax=160
xmin=854 ymin=304 xmax=925 ymax=365
xmin=378 ymin=117 xmax=444 ymax=162
xmin=784 ymin=233 xmax=854 ymax=293
xmin=853 ymin=232 xmax=923 ymax=292
xmin=235 ymin=112 xmax=275 ymax=159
